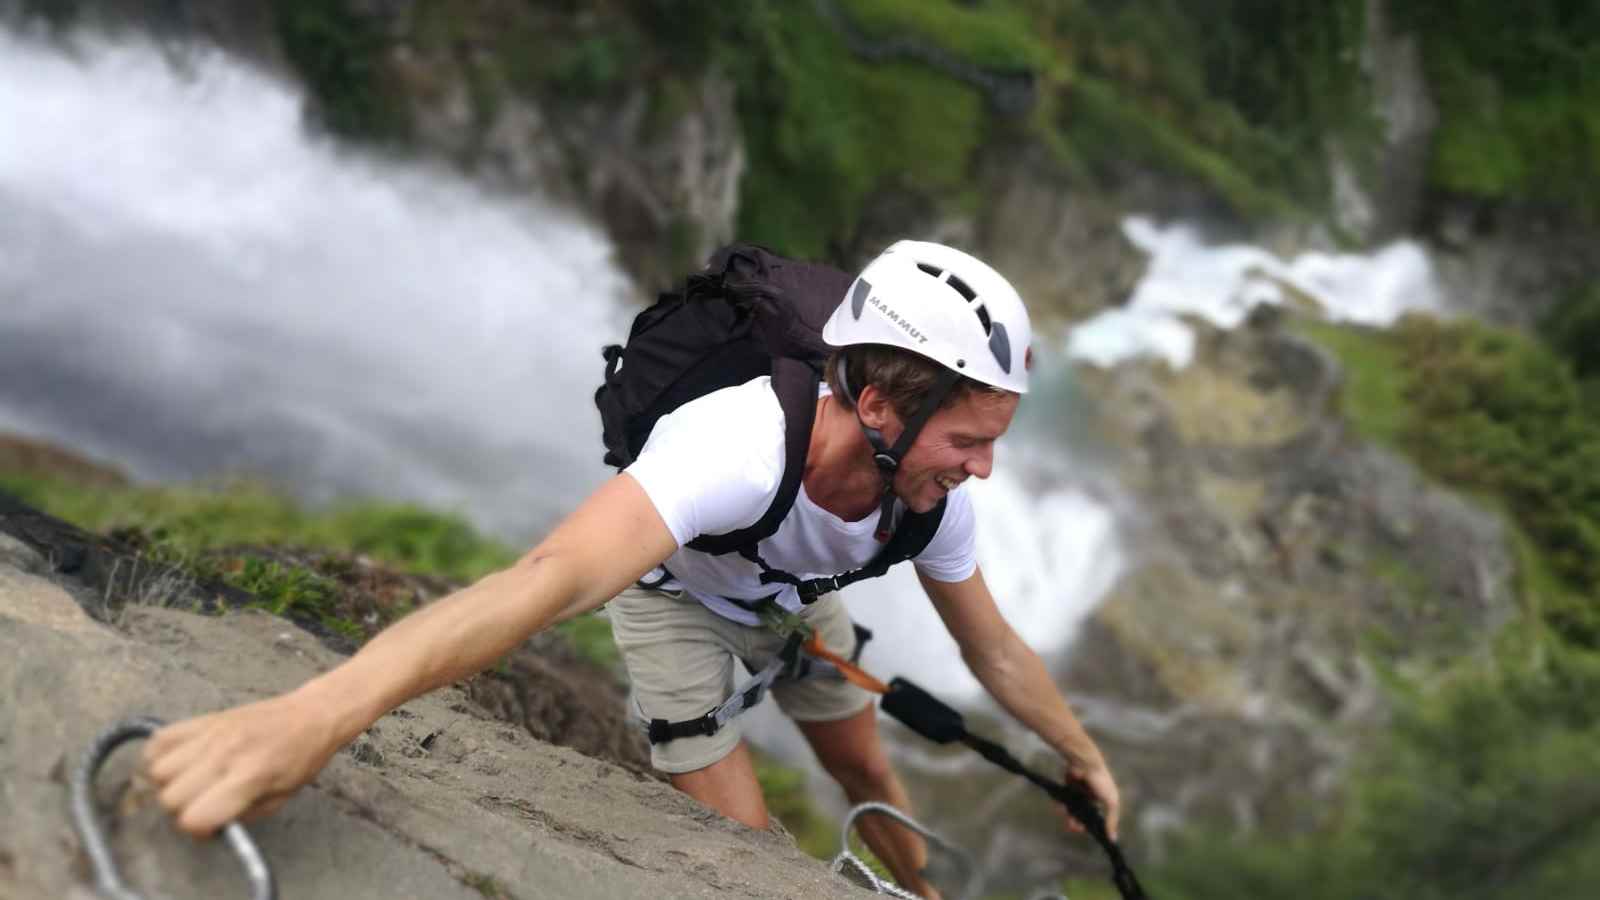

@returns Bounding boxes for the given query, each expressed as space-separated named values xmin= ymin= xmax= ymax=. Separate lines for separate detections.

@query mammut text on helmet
xmin=865 ymin=291 xmax=929 ymax=345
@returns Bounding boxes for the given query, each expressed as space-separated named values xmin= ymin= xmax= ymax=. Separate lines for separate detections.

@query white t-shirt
xmin=625 ymin=376 xmax=978 ymax=626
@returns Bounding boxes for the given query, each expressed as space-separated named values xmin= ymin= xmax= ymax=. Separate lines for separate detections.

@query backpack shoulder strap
xmin=685 ymin=356 xmax=820 ymax=555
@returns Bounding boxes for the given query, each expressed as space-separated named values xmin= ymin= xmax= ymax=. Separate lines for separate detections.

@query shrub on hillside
xmin=1541 ymin=282 xmax=1600 ymax=420
xmin=1153 ymin=646 xmax=1600 ymax=899
xmin=1395 ymin=316 xmax=1600 ymax=620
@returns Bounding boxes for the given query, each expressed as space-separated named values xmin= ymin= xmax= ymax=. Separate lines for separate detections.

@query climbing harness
xmin=637 ymin=601 xmax=878 ymax=745
xmin=70 ymin=716 xmax=277 ymax=900
xmin=830 ymin=801 xmax=979 ymax=899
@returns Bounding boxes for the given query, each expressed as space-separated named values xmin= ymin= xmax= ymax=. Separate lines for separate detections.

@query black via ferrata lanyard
xmin=880 ymin=678 xmax=1151 ymax=900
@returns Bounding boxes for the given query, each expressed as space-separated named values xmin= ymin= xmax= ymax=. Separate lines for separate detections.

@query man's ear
xmin=854 ymin=384 xmax=902 ymax=437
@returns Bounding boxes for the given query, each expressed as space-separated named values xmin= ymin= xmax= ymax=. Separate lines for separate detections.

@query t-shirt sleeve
xmin=913 ymin=487 xmax=978 ymax=583
xmin=623 ymin=383 xmax=785 ymax=548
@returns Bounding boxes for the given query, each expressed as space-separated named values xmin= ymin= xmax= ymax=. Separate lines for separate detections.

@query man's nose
xmin=964 ymin=445 xmax=994 ymax=479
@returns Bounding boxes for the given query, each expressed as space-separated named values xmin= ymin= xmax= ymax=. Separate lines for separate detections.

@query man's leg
xmin=608 ymin=586 xmax=771 ymax=825
xmin=668 ymin=740 xmax=770 ymax=829
xmin=798 ymin=705 xmax=939 ymax=899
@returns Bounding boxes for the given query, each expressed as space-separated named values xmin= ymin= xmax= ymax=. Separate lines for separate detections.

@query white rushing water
xmin=1068 ymin=216 xmax=1445 ymax=368
xmin=0 ymin=27 xmax=1123 ymax=699
xmin=0 ymin=27 xmax=632 ymax=538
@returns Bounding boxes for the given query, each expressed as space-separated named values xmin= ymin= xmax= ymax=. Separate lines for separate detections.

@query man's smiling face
xmin=888 ymin=390 xmax=1019 ymax=513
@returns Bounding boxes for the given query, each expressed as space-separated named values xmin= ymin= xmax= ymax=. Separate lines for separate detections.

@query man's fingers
xmin=173 ymin=773 xmax=264 ymax=838
xmin=142 ymin=716 xmax=211 ymax=761
xmin=143 ymin=729 xmax=212 ymax=786
xmin=155 ymin=751 xmax=229 ymax=821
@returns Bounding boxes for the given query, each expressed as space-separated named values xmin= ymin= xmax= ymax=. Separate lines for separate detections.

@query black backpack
xmin=594 ymin=243 xmax=943 ymax=601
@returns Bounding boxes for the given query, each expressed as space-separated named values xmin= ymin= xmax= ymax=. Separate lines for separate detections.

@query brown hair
xmin=823 ymin=345 xmax=1007 ymax=422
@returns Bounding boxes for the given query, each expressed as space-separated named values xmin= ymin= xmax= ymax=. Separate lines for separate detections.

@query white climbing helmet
xmin=822 ymin=240 xmax=1032 ymax=394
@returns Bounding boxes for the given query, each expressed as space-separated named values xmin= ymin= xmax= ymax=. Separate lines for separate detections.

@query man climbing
xmin=143 ymin=240 xmax=1122 ymax=898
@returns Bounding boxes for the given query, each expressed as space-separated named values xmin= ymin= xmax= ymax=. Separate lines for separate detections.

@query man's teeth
xmin=937 ymin=476 xmax=958 ymax=490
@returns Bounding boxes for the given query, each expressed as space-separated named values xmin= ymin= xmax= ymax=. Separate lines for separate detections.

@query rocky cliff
xmin=1065 ymin=308 xmax=1516 ymax=847
xmin=0 ymin=499 xmax=871 ymax=900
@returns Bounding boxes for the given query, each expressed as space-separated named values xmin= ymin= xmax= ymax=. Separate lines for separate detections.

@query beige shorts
xmin=607 ymin=585 xmax=873 ymax=774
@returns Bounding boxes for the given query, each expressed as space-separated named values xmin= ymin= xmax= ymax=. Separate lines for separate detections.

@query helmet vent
xmin=915 ymin=261 xmax=991 ymax=335
xmin=946 ymin=273 xmax=976 ymax=302
xmin=974 ymin=303 xmax=992 ymax=335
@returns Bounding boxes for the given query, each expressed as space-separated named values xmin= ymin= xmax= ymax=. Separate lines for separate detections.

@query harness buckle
xmin=800 ymin=575 xmax=842 ymax=600
xmin=646 ymin=718 xmax=673 ymax=744
xmin=646 ymin=714 xmax=720 ymax=745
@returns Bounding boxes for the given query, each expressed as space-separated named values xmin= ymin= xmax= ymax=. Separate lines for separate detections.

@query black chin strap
xmin=837 ymin=358 xmax=964 ymax=541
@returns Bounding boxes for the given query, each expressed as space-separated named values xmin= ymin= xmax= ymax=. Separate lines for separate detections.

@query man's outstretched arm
xmin=918 ymin=567 xmax=1122 ymax=839
xmin=143 ymin=473 xmax=677 ymax=838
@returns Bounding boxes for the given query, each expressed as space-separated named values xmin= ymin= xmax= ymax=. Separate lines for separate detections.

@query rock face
xmin=395 ymin=39 xmax=746 ymax=293
xmin=1060 ymin=308 xmax=1517 ymax=855
xmin=0 ymin=508 xmax=868 ymax=900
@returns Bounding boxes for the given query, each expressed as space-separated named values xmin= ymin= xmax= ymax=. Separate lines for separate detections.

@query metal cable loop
xmin=828 ymin=801 xmax=981 ymax=899
xmin=70 ymin=716 xmax=277 ymax=900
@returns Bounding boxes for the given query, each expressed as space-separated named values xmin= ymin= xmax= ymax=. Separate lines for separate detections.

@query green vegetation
xmin=248 ymin=1 xmax=1595 ymax=255
xmin=1043 ymin=0 xmax=1367 ymax=215
xmin=755 ymin=752 xmax=839 ymax=860
xmin=724 ymin=0 xmax=1365 ymax=252
xmin=0 ymin=474 xmax=510 ymax=583
xmin=1541 ymin=282 xmax=1600 ymax=419
xmin=271 ymin=0 xmax=411 ymax=142
xmin=0 ymin=471 xmax=623 ymax=663
xmin=1395 ymin=1 xmax=1600 ymax=213
xmin=1294 ymin=318 xmax=1412 ymax=448
xmin=1167 ymin=312 xmax=1600 ymax=897
xmin=1152 ymin=647 xmax=1600 ymax=900
xmin=1303 ymin=314 xmax=1600 ymax=624
xmin=251 ymin=1 xmax=1380 ymax=257
xmin=1397 ymin=318 xmax=1600 ymax=621
xmin=729 ymin=2 xmax=991 ymax=257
